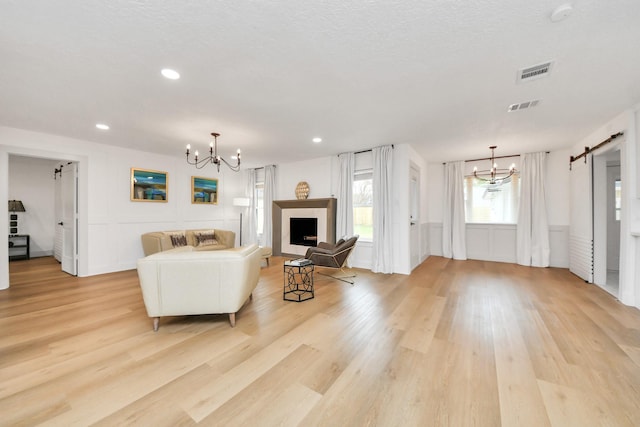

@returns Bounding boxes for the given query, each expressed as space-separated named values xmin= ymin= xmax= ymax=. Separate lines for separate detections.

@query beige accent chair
xmin=136 ymin=244 xmax=261 ymax=330
xmin=141 ymin=229 xmax=235 ymax=256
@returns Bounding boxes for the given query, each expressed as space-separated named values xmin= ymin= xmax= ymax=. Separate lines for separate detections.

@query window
xmin=255 ymin=181 xmax=264 ymax=235
xmin=353 ymin=169 xmax=373 ymax=240
xmin=464 ymin=174 xmax=520 ymax=223
xmin=615 ymin=179 xmax=621 ymax=221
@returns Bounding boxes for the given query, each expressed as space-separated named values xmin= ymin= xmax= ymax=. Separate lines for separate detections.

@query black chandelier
xmin=473 ymin=145 xmax=516 ymax=185
xmin=185 ymin=132 xmax=241 ymax=172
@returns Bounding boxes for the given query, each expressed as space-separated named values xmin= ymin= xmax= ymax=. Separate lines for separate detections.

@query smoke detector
xmin=517 ymin=61 xmax=554 ymax=83
xmin=551 ymin=4 xmax=573 ymax=22
xmin=508 ymin=100 xmax=540 ymax=112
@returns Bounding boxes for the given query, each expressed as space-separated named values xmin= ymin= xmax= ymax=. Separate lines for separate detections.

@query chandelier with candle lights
xmin=473 ymin=146 xmax=516 ymax=185
xmin=185 ymin=132 xmax=241 ymax=172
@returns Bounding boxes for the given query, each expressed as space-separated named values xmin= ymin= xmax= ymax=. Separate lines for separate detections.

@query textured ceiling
xmin=2 ymin=1 xmax=640 ymax=166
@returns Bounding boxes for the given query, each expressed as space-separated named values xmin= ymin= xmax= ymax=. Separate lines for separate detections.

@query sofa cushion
xmin=194 ymin=231 xmax=218 ymax=247
xmin=169 ymin=233 xmax=188 ymax=247
xmin=193 ymin=244 xmax=227 ymax=252
xmin=186 ymin=229 xmax=214 ymax=246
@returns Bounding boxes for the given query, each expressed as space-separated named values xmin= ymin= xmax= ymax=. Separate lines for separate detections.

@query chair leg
xmin=316 ymin=268 xmax=356 ymax=285
xmin=229 ymin=312 xmax=236 ymax=327
xmin=153 ymin=317 xmax=160 ymax=331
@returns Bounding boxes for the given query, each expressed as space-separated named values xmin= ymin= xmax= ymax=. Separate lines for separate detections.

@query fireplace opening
xmin=290 ymin=217 xmax=318 ymax=247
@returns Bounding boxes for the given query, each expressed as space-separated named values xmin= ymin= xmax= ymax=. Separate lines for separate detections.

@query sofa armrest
xmin=141 ymin=232 xmax=174 ymax=256
xmin=215 ymin=229 xmax=236 ymax=248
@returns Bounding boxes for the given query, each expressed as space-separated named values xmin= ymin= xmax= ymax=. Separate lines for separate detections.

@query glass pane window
xmin=255 ymin=182 xmax=264 ymax=235
xmin=464 ymin=174 xmax=520 ymax=223
xmin=353 ymin=170 xmax=373 ymax=240
xmin=615 ymin=179 xmax=621 ymax=221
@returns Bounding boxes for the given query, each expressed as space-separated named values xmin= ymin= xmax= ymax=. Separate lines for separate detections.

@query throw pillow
xmin=170 ymin=233 xmax=187 ymax=247
xmin=195 ymin=232 xmax=218 ymax=247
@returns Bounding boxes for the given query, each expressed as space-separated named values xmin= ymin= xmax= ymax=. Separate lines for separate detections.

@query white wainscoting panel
xmin=428 ymin=223 xmax=443 ymax=257
xmin=428 ymin=222 xmax=570 ymax=267
xmin=549 ymin=225 xmax=569 ymax=268
xmin=351 ymin=241 xmax=373 ymax=270
xmin=466 ymin=224 xmax=517 ymax=263
xmin=88 ymin=223 xmax=114 ymax=275
xmin=421 ymin=222 xmax=430 ymax=262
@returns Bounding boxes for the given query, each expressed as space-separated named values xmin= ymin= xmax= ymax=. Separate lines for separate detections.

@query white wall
xmin=1 ymin=126 xmax=244 ymax=289
xmin=8 ymin=156 xmax=59 ymax=257
xmin=276 ymin=157 xmax=334 ymax=201
xmin=426 ymin=149 xmax=571 ymax=268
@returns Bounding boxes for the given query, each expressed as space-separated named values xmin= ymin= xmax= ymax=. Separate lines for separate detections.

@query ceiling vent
xmin=517 ymin=61 xmax=554 ymax=83
xmin=508 ymin=100 xmax=540 ymax=112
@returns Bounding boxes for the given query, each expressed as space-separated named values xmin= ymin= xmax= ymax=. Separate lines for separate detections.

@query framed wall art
xmin=191 ymin=176 xmax=218 ymax=204
xmin=131 ymin=168 xmax=168 ymax=202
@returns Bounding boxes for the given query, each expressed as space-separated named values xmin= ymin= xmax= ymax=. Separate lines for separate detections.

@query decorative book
xmin=288 ymin=258 xmax=312 ymax=266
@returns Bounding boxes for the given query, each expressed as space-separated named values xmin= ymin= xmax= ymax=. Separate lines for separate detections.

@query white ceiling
xmin=2 ymin=1 xmax=640 ymax=166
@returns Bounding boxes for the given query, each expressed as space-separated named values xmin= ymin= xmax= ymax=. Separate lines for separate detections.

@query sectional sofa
xmin=141 ymin=228 xmax=235 ymax=256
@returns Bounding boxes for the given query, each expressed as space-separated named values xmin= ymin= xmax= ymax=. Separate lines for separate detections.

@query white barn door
xmin=569 ymin=154 xmax=593 ymax=282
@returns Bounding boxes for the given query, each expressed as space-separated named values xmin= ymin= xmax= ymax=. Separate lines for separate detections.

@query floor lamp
xmin=233 ymin=197 xmax=251 ymax=246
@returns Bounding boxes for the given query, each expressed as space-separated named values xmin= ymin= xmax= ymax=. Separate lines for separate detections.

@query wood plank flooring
xmin=1 ymin=256 xmax=640 ymax=426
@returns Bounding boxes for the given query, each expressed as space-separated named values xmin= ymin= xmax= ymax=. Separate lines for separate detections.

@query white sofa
xmin=136 ymin=244 xmax=262 ymax=330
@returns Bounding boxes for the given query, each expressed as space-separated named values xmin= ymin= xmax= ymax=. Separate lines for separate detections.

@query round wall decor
xmin=295 ymin=181 xmax=310 ymax=199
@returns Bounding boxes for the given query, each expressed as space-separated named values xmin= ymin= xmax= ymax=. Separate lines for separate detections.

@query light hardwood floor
xmin=2 ymin=256 xmax=640 ymax=426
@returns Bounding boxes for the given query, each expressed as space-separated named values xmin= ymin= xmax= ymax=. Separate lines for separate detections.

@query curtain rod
xmin=442 ymin=151 xmax=549 ymax=165
xmin=340 ymin=144 xmax=395 ymax=156
xmin=569 ymin=132 xmax=623 ymax=170
xmin=354 ymin=145 xmax=394 ymax=155
xmin=248 ymin=165 xmax=277 ymax=171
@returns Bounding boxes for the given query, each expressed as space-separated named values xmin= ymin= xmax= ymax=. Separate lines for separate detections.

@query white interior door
xmin=61 ymin=162 xmax=77 ymax=275
xmin=410 ymin=166 xmax=420 ymax=270
xmin=53 ymin=168 xmax=63 ymax=262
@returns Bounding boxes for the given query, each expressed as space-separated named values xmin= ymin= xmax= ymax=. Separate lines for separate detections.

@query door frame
xmin=409 ymin=162 xmax=421 ymax=270
xmin=0 ymin=146 xmax=88 ymax=289
xmin=60 ymin=162 xmax=78 ymax=276
xmin=592 ymin=145 xmax=622 ymax=292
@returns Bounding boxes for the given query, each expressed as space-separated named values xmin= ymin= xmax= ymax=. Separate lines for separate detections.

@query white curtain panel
xmin=517 ymin=152 xmax=550 ymax=267
xmin=336 ymin=152 xmax=354 ymax=240
xmin=245 ymin=168 xmax=258 ymax=245
xmin=262 ymin=165 xmax=276 ymax=248
xmin=372 ymin=145 xmax=394 ymax=273
xmin=442 ymin=161 xmax=467 ymax=260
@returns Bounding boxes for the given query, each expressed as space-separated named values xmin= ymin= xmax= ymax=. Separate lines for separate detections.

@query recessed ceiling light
xmin=312 ymin=137 xmax=322 ymax=143
xmin=95 ymin=123 xmax=110 ymax=130
xmin=161 ymin=68 xmax=180 ymax=80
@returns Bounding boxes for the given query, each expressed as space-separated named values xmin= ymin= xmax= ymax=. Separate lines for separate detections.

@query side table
xmin=283 ymin=261 xmax=314 ymax=302
xmin=8 ymin=234 xmax=30 ymax=261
